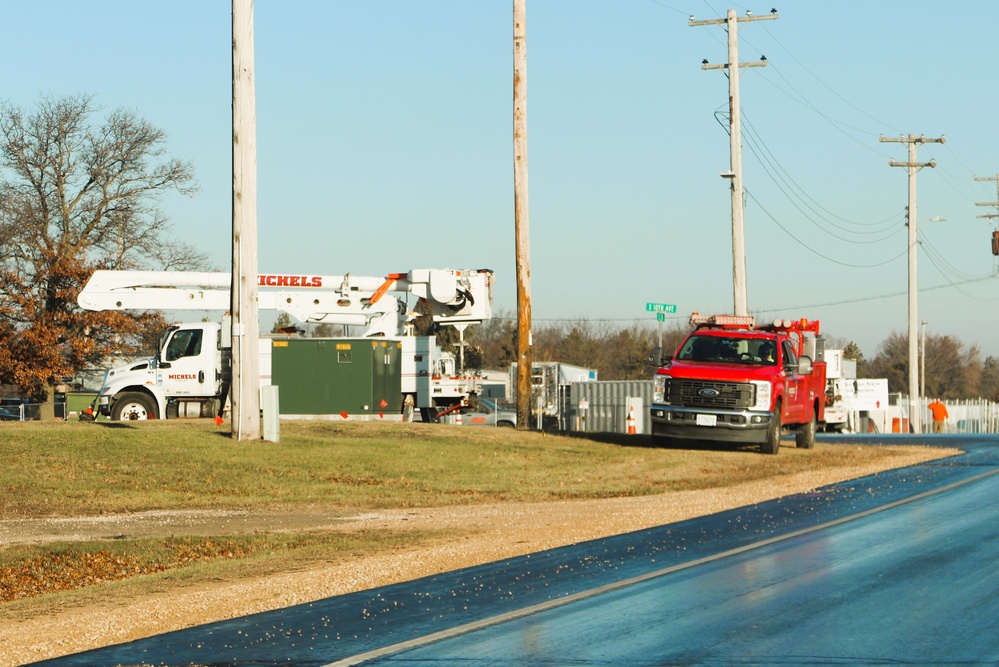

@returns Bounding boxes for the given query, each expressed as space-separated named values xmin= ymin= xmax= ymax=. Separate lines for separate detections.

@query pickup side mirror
xmin=798 ymin=355 xmax=813 ymax=375
xmin=648 ymin=347 xmax=672 ymax=367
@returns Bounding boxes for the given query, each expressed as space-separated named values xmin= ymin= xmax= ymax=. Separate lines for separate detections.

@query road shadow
xmin=562 ymin=431 xmax=759 ymax=454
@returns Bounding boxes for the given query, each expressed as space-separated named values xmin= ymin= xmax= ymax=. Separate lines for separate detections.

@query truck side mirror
xmin=648 ymin=347 xmax=672 ymax=367
xmin=798 ymin=355 xmax=813 ymax=375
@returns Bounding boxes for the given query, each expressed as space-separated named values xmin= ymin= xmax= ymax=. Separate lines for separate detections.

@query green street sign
xmin=656 ymin=313 xmax=666 ymax=322
xmin=646 ymin=302 xmax=677 ymax=314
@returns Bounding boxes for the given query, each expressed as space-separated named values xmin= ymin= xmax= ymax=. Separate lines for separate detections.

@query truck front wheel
xmin=796 ymin=408 xmax=817 ymax=449
xmin=112 ymin=392 xmax=158 ymax=421
xmin=762 ymin=401 xmax=782 ymax=455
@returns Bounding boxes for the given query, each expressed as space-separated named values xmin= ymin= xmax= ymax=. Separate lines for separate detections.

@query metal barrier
xmin=0 ymin=402 xmax=42 ymax=421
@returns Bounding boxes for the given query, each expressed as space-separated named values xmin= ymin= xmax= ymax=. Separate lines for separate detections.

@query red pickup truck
xmin=649 ymin=313 xmax=826 ymax=455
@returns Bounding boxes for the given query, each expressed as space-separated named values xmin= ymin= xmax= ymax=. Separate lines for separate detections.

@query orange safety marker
xmin=627 ymin=405 xmax=637 ymax=435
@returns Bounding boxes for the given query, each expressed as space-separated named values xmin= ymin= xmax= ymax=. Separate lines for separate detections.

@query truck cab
xmin=95 ymin=322 xmax=223 ymax=420
xmin=650 ymin=314 xmax=826 ymax=455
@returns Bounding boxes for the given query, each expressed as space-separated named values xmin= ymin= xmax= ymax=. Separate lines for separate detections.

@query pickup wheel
xmin=112 ymin=392 xmax=157 ymax=421
xmin=761 ymin=400 xmax=781 ymax=455
xmin=796 ymin=408 xmax=817 ymax=449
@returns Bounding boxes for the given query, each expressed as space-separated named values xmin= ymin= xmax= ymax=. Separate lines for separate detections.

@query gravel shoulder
xmin=0 ymin=446 xmax=955 ymax=666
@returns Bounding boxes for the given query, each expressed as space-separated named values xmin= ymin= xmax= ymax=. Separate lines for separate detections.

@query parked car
xmin=1 ymin=398 xmax=38 ymax=420
xmin=0 ymin=406 xmax=22 ymax=421
xmin=461 ymin=398 xmax=516 ymax=427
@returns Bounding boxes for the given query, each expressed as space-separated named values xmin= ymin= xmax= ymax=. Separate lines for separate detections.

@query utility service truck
xmin=648 ymin=313 xmax=827 ymax=455
xmin=77 ymin=269 xmax=492 ymax=421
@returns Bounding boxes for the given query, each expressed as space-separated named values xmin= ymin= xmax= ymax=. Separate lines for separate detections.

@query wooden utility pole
xmin=880 ymin=133 xmax=945 ymax=435
xmin=513 ymin=0 xmax=533 ymax=430
xmin=691 ymin=8 xmax=776 ymax=316
xmin=231 ymin=0 xmax=261 ymax=441
xmin=974 ymin=174 xmax=999 ymax=222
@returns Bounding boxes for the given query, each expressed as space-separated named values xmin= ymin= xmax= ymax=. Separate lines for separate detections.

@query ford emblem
xmin=699 ymin=387 xmax=720 ymax=398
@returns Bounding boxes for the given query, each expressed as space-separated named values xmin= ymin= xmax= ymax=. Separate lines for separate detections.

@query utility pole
xmin=232 ymin=0 xmax=261 ymax=441
xmin=974 ymin=174 xmax=999 ymax=222
xmin=880 ymin=133 xmax=945 ymax=435
xmin=513 ymin=0 xmax=534 ymax=430
xmin=691 ymin=8 xmax=776 ymax=317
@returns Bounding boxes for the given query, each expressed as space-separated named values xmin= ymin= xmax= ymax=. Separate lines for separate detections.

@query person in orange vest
xmin=928 ymin=398 xmax=949 ymax=433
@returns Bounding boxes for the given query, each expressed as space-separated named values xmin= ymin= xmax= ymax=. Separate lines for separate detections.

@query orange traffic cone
xmin=455 ymin=411 xmax=463 ymax=425
xmin=627 ymin=406 xmax=637 ymax=435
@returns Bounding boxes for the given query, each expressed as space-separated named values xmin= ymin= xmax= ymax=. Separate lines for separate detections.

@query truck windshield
xmin=157 ymin=326 xmax=179 ymax=361
xmin=677 ymin=335 xmax=777 ymax=366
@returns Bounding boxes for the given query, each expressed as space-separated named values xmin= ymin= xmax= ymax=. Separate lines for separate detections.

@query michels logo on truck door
xmin=258 ymin=275 xmax=323 ymax=287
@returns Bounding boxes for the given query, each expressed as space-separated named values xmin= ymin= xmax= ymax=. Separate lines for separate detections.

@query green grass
xmin=0 ymin=419 xmax=947 ymax=609
xmin=0 ymin=420 xmax=936 ymax=519
xmin=0 ymin=419 xmax=924 ymax=518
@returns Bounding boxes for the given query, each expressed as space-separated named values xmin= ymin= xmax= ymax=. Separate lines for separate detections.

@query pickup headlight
xmin=653 ymin=375 xmax=670 ymax=404
xmin=750 ymin=380 xmax=771 ymax=411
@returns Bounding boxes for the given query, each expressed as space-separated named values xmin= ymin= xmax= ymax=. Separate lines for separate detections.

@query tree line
xmin=449 ymin=315 xmax=999 ymax=402
xmin=3 ymin=95 xmax=996 ymax=404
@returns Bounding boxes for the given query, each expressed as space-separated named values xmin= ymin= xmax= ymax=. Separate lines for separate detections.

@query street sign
xmin=646 ymin=302 xmax=677 ymax=314
xmin=656 ymin=313 xmax=665 ymax=322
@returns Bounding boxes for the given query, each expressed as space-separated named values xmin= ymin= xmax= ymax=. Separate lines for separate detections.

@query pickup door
xmin=780 ymin=339 xmax=808 ymax=425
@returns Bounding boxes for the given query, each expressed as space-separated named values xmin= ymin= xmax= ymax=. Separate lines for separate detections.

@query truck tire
xmin=761 ymin=400 xmax=781 ymax=455
xmin=112 ymin=392 xmax=157 ymax=421
xmin=796 ymin=408 xmax=817 ymax=449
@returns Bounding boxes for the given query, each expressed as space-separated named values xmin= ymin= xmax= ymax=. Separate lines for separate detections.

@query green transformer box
xmin=271 ymin=338 xmax=403 ymax=416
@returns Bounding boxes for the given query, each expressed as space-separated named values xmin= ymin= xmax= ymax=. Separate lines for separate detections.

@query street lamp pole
xmin=921 ymin=319 xmax=926 ymax=420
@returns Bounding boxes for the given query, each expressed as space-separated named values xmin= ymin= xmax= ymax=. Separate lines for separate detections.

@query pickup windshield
xmin=676 ymin=334 xmax=777 ymax=366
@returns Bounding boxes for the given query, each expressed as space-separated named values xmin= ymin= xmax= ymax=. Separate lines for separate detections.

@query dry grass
xmin=0 ymin=419 xmax=950 ymax=607
xmin=0 ymin=419 xmax=921 ymax=516
xmin=0 ymin=420 xmax=958 ymax=666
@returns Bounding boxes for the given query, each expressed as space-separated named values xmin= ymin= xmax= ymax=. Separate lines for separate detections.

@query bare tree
xmin=867 ymin=331 xmax=982 ymax=400
xmin=0 ymin=94 xmax=208 ymax=398
xmin=980 ymin=357 xmax=999 ymax=401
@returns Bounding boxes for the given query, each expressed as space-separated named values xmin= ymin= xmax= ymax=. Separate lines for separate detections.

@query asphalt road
xmin=31 ymin=434 xmax=999 ymax=667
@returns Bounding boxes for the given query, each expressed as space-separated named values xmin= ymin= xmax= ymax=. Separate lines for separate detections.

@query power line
xmin=641 ymin=0 xmax=690 ymax=16
xmin=752 ymin=23 xmax=903 ymax=136
xmin=746 ymin=189 xmax=907 ymax=267
xmin=739 ymin=112 xmax=904 ymax=242
xmin=505 ymin=275 xmax=999 ymax=323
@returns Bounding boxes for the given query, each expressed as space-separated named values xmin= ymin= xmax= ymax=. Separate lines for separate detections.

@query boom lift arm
xmin=78 ymin=268 xmax=493 ymax=336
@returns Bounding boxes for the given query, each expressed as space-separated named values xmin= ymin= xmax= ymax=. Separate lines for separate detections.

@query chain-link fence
xmin=0 ymin=400 xmax=42 ymax=421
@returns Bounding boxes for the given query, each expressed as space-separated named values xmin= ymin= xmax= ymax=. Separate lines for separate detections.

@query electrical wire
xmin=752 ymin=23 xmax=903 ymax=136
xmin=918 ymin=232 xmax=990 ymax=283
xmin=516 ymin=273 xmax=999 ymax=320
xmin=918 ymin=232 xmax=999 ymax=302
xmin=738 ymin=111 xmax=904 ymax=240
xmin=641 ymin=0 xmax=690 ymax=16
xmin=745 ymin=189 xmax=907 ymax=268
xmin=753 ymin=276 xmax=999 ymax=314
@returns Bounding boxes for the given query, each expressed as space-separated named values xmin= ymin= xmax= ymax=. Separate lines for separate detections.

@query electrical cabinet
xmin=271 ymin=338 xmax=402 ymax=416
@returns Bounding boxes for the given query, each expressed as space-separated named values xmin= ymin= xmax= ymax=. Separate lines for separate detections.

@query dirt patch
xmin=0 ymin=508 xmax=364 ymax=548
xmin=0 ymin=446 xmax=956 ymax=667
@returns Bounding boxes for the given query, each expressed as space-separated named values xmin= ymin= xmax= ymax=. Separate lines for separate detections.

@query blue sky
xmin=5 ymin=1 xmax=999 ymax=360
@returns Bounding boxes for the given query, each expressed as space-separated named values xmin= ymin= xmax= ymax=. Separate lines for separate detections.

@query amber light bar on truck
xmin=689 ymin=313 xmax=756 ymax=329
xmin=766 ymin=318 xmax=821 ymax=336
